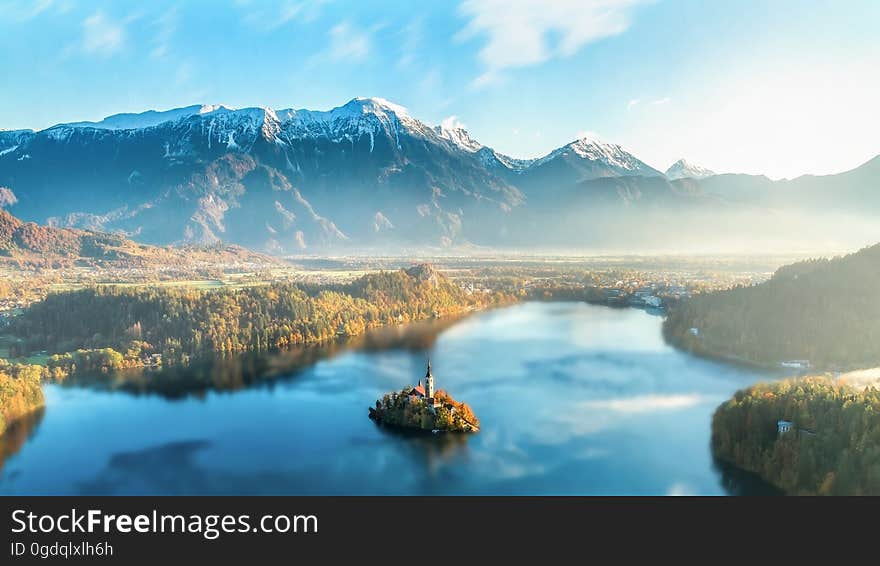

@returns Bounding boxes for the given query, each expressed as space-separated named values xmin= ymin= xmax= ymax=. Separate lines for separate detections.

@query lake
xmin=0 ymin=302 xmax=783 ymax=495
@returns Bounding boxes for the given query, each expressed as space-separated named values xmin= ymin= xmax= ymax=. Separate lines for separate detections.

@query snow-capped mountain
xmin=0 ymin=98 xmax=525 ymax=250
xmin=665 ymin=158 xmax=715 ymax=180
xmin=531 ymin=136 xmax=661 ymax=177
xmin=2 ymin=97 xmax=874 ymax=252
xmin=57 ymin=105 xmax=232 ymax=131
xmin=433 ymin=123 xmax=483 ymax=153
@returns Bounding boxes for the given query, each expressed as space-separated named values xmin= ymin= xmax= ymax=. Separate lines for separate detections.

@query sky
xmin=1 ymin=0 xmax=878 ymax=179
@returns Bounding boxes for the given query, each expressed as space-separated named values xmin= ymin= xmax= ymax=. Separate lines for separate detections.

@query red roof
xmin=412 ymin=385 xmax=426 ymax=397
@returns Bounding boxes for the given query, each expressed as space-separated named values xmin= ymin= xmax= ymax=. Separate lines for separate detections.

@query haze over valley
xmin=2 ymin=98 xmax=877 ymax=256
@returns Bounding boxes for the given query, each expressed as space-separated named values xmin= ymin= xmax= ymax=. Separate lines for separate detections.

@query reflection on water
xmin=0 ymin=408 xmax=44 ymax=474
xmin=0 ymin=302 xmax=783 ymax=495
xmin=65 ymin=315 xmax=466 ymax=399
xmin=372 ymin=423 xmax=471 ymax=477
xmin=713 ymin=457 xmax=783 ymax=496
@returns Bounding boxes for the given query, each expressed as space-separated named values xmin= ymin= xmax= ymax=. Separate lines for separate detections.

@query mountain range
xmin=1 ymin=97 xmax=878 ymax=253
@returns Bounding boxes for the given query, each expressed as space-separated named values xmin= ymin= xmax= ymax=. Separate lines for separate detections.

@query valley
xmin=1 ymin=100 xmax=879 ymax=496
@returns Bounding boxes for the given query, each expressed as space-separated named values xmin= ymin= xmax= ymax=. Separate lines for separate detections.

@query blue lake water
xmin=0 ymin=302 xmax=782 ymax=495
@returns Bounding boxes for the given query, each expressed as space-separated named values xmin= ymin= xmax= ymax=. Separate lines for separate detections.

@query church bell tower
xmin=425 ymin=359 xmax=434 ymax=399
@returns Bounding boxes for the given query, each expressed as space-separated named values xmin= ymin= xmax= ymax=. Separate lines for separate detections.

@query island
xmin=369 ymin=361 xmax=480 ymax=433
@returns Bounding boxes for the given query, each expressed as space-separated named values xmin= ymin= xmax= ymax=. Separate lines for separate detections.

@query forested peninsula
xmin=7 ymin=264 xmax=511 ymax=376
xmin=712 ymin=377 xmax=880 ymax=495
xmin=664 ymin=244 xmax=880 ymax=370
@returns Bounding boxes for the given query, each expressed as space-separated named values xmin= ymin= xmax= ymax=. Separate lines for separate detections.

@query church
xmin=409 ymin=360 xmax=440 ymax=408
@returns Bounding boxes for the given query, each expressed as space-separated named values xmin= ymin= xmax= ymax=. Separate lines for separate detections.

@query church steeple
xmin=424 ymin=359 xmax=434 ymax=399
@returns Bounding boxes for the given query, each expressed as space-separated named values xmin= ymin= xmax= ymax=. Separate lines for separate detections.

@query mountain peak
xmin=666 ymin=158 xmax=715 ymax=180
xmin=434 ymin=123 xmax=483 ymax=153
xmin=528 ymin=135 xmax=661 ymax=177
xmin=343 ymin=97 xmax=410 ymax=117
xmin=567 ymin=135 xmax=617 ymax=154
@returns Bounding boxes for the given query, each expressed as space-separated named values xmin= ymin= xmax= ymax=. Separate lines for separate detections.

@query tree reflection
xmin=63 ymin=314 xmax=466 ymax=399
xmin=371 ymin=422 xmax=471 ymax=480
xmin=0 ymin=408 xmax=45 ymax=473
xmin=712 ymin=456 xmax=783 ymax=496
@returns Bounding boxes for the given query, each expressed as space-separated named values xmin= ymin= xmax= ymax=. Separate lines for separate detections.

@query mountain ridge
xmin=665 ymin=158 xmax=715 ymax=180
xmin=2 ymin=97 xmax=878 ymax=253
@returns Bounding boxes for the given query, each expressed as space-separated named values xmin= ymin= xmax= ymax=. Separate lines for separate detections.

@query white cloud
xmin=305 ymin=20 xmax=382 ymax=67
xmin=440 ymin=115 xmax=467 ymax=131
xmin=627 ymin=98 xmax=640 ymax=110
xmin=651 ymin=97 xmax=670 ymax=105
xmin=458 ymin=0 xmax=645 ymax=88
xmin=81 ymin=11 xmax=126 ymax=55
xmin=63 ymin=10 xmax=139 ymax=59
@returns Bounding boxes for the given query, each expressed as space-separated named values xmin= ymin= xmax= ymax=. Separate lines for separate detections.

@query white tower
xmin=425 ymin=359 xmax=434 ymax=399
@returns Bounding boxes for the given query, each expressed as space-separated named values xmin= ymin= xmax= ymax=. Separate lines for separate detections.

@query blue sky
xmin=1 ymin=0 xmax=878 ymax=178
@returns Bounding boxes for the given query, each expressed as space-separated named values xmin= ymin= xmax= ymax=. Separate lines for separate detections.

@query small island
xmin=369 ymin=361 xmax=480 ymax=433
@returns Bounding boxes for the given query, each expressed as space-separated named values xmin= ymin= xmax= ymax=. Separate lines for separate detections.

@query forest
xmin=0 ymin=360 xmax=45 ymax=436
xmin=711 ymin=377 xmax=880 ymax=495
xmin=664 ymin=243 xmax=880 ymax=370
xmin=8 ymin=264 xmax=510 ymax=369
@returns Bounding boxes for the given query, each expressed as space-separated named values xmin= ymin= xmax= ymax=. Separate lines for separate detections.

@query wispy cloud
xmin=240 ymin=0 xmax=329 ymax=32
xmin=397 ymin=16 xmax=424 ymax=68
xmin=310 ymin=20 xmax=377 ymax=64
xmin=81 ymin=11 xmax=126 ymax=55
xmin=457 ymin=0 xmax=646 ymax=88
xmin=651 ymin=97 xmax=671 ymax=105
xmin=63 ymin=10 xmax=140 ymax=59
xmin=0 ymin=0 xmax=69 ymax=22
xmin=627 ymin=98 xmax=640 ymax=110
xmin=150 ymin=6 xmax=178 ymax=59
xmin=471 ymin=70 xmax=504 ymax=90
